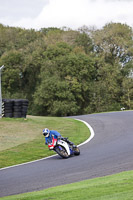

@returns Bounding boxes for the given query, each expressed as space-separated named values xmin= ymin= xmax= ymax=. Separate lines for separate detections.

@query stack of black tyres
xmin=13 ymin=100 xmax=23 ymax=118
xmin=22 ymin=99 xmax=29 ymax=118
xmin=2 ymin=99 xmax=14 ymax=118
xmin=2 ymin=99 xmax=29 ymax=118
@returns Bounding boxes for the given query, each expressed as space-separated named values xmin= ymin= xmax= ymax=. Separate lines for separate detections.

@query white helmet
xmin=43 ymin=128 xmax=50 ymax=137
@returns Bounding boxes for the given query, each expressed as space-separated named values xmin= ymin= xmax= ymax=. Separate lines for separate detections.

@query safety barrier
xmin=2 ymin=99 xmax=29 ymax=118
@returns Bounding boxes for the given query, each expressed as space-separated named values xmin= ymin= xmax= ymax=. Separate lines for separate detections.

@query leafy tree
xmin=121 ymin=61 xmax=133 ymax=109
xmin=92 ymin=23 xmax=133 ymax=65
xmin=0 ymin=50 xmax=24 ymax=96
xmin=89 ymin=23 xmax=133 ymax=112
xmin=0 ymin=22 xmax=133 ymax=116
xmin=33 ymin=42 xmax=95 ymax=116
xmin=121 ymin=77 xmax=133 ymax=109
xmin=33 ymin=73 xmax=79 ymax=116
xmin=88 ymin=61 xmax=122 ymax=113
xmin=75 ymin=32 xmax=93 ymax=54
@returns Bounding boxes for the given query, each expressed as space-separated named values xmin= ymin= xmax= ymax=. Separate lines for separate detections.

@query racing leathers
xmin=45 ymin=130 xmax=61 ymax=145
xmin=44 ymin=130 xmax=74 ymax=146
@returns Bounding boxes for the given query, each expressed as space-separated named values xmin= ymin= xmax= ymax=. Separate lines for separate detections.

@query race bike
xmin=48 ymin=137 xmax=80 ymax=158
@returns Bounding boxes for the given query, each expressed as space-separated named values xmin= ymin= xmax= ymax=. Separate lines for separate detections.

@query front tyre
xmin=55 ymin=146 xmax=69 ymax=158
xmin=73 ymin=146 xmax=80 ymax=155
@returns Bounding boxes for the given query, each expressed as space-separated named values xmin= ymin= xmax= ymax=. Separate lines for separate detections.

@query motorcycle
xmin=48 ymin=137 xmax=80 ymax=158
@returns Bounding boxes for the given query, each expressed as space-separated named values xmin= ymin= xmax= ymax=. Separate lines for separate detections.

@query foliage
xmin=33 ymin=42 xmax=95 ymax=116
xmin=0 ymin=22 xmax=133 ymax=116
xmin=92 ymin=23 xmax=133 ymax=65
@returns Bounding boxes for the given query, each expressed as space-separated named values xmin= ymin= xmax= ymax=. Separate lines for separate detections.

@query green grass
xmin=1 ymin=170 xmax=133 ymax=200
xmin=0 ymin=116 xmax=90 ymax=168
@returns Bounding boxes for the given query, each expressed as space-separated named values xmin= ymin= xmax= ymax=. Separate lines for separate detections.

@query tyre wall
xmin=2 ymin=99 xmax=29 ymax=118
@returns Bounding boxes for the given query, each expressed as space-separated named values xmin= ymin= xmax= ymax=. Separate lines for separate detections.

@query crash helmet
xmin=43 ymin=128 xmax=50 ymax=137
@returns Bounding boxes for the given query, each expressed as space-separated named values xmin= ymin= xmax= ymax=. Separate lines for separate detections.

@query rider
xmin=42 ymin=128 xmax=73 ymax=146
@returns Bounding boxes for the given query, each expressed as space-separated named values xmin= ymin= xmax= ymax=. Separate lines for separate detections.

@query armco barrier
xmin=2 ymin=99 xmax=29 ymax=118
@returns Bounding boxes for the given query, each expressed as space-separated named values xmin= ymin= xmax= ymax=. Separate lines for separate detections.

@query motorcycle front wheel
xmin=55 ymin=146 xmax=69 ymax=158
xmin=73 ymin=146 xmax=80 ymax=155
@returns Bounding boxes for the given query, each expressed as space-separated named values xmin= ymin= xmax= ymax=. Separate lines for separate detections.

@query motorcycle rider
xmin=42 ymin=128 xmax=73 ymax=146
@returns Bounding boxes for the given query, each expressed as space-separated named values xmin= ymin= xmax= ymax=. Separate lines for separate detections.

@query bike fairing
xmin=48 ymin=137 xmax=80 ymax=158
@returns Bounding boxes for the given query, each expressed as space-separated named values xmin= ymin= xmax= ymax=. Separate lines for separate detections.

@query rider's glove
xmin=57 ymin=136 xmax=61 ymax=141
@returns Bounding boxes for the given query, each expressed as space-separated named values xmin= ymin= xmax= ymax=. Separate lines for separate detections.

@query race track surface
xmin=0 ymin=111 xmax=133 ymax=197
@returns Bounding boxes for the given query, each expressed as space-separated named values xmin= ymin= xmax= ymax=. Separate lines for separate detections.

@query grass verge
xmin=0 ymin=116 xmax=90 ymax=168
xmin=1 ymin=170 xmax=133 ymax=200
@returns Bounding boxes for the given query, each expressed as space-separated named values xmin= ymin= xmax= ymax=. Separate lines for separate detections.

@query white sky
xmin=0 ymin=0 xmax=133 ymax=30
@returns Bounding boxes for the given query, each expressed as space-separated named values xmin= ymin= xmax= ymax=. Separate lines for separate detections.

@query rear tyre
xmin=55 ymin=146 xmax=69 ymax=158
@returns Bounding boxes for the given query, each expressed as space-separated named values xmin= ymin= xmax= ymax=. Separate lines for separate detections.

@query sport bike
xmin=48 ymin=137 xmax=80 ymax=158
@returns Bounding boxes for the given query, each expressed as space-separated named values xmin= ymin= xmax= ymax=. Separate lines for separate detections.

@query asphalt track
xmin=0 ymin=111 xmax=133 ymax=197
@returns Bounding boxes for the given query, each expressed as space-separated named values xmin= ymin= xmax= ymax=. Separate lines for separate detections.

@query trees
xmin=0 ymin=23 xmax=133 ymax=116
xmin=92 ymin=23 xmax=133 ymax=65
xmin=0 ymin=50 xmax=24 ymax=96
xmin=33 ymin=42 xmax=95 ymax=116
xmin=33 ymin=74 xmax=79 ymax=116
xmin=90 ymin=23 xmax=133 ymax=112
xmin=121 ymin=77 xmax=133 ymax=109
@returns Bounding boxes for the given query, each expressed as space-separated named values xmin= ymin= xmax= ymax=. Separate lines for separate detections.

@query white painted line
xmin=0 ymin=118 xmax=95 ymax=171
xmin=0 ymin=154 xmax=57 ymax=171
xmin=75 ymin=119 xmax=95 ymax=147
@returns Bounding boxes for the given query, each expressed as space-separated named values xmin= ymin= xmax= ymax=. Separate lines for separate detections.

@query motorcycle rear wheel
xmin=55 ymin=146 xmax=69 ymax=158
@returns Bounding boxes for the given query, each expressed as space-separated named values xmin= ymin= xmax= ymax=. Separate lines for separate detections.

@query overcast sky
xmin=0 ymin=0 xmax=133 ymax=30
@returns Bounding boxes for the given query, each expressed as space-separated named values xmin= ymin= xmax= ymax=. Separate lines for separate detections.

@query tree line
xmin=0 ymin=23 xmax=133 ymax=116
